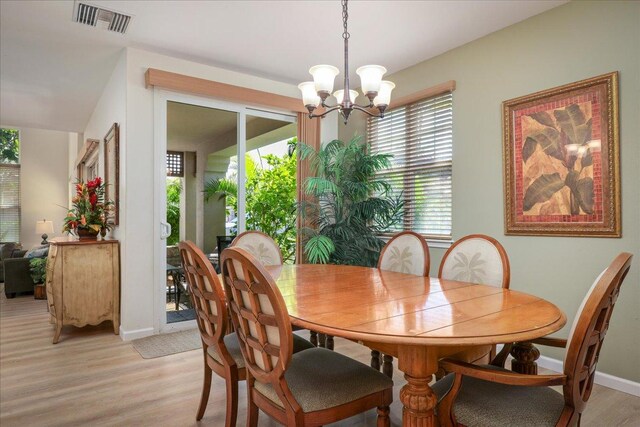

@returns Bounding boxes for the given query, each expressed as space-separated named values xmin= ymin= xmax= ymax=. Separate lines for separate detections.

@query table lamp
xmin=35 ymin=219 xmax=54 ymax=245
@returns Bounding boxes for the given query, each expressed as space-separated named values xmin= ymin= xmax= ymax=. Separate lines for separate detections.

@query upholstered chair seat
xmin=432 ymin=366 xmax=565 ymax=426
xmin=254 ymin=347 xmax=393 ymax=413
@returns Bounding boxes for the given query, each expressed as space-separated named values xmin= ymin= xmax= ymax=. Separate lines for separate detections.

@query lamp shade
xmin=333 ymin=89 xmax=359 ymax=104
xmin=309 ymin=65 xmax=339 ymax=93
xmin=356 ymin=65 xmax=386 ymax=95
xmin=373 ymin=81 xmax=395 ymax=107
xmin=298 ymin=82 xmax=321 ymax=107
xmin=35 ymin=220 xmax=54 ymax=235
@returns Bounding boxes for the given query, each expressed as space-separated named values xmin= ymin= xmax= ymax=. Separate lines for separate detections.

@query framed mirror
xmin=104 ymin=123 xmax=120 ymax=225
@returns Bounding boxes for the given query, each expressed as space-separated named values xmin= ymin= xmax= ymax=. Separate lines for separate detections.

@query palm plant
xmin=298 ymin=135 xmax=403 ymax=266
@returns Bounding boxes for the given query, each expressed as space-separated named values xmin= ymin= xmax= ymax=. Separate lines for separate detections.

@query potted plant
xmin=63 ymin=177 xmax=113 ymax=240
xmin=29 ymin=257 xmax=47 ymax=299
xmin=297 ymin=135 xmax=404 ymax=267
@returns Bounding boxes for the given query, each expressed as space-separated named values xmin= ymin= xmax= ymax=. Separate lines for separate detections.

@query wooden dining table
xmin=265 ymin=264 xmax=566 ymax=427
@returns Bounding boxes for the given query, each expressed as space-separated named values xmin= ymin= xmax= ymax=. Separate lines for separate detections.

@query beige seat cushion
xmin=254 ymin=347 xmax=393 ymax=413
xmin=207 ymin=332 xmax=314 ymax=369
xmin=432 ymin=366 xmax=565 ymax=426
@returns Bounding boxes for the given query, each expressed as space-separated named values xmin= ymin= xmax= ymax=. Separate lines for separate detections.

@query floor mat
xmin=131 ymin=328 xmax=201 ymax=359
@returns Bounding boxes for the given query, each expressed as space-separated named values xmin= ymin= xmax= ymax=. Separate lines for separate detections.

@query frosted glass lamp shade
xmin=356 ymin=65 xmax=386 ymax=95
xmin=373 ymin=81 xmax=395 ymax=106
xmin=298 ymin=82 xmax=320 ymax=107
xmin=309 ymin=65 xmax=339 ymax=94
xmin=333 ymin=89 xmax=358 ymax=104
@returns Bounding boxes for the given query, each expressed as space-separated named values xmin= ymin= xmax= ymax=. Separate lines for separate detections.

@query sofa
xmin=0 ymin=242 xmax=23 ymax=282
xmin=2 ymin=243 xmax=49 ymax=298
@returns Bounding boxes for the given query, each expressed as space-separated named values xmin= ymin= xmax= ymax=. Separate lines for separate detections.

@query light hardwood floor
xmin=1 ymin=291 xmax=638 ymax=426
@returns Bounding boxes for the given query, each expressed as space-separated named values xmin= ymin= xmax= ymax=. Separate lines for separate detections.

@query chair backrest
xmin=221 ymin=246 xmax=292 ymax=385
xmin=231 ymin=231 xmax=283 ymax=266
xmin=438 ymin=234 xmax=510 ymax=288
xmin=378 ymin=231 xmax=430 ymax=276
xmin=563 ymin=252 xmax=632 ymax=416
xmin=178 ymin=241 xmax=229 ymax=356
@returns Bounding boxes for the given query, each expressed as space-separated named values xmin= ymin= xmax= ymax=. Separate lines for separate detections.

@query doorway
xmin=154 ymin=91 xmax=296 ymax=332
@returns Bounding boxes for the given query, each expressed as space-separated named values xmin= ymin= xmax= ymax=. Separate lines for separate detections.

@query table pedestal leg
xmin=398 ymin=346 xmax=438 ymax=427
xmin=510 ymin=342 xmax=540 ymax=374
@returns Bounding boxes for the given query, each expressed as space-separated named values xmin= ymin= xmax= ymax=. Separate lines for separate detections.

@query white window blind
xmin=0 ymin=164 xmax=21 ymax=242
xmin=368 ymin=92 xmax=453 ymax=240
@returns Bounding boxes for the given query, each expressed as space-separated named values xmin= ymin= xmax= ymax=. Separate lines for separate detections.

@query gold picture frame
xmin=502 ymin=72 xmax=620 ymax=237
xmin=104 ymin=123 xmax=120 ymax=226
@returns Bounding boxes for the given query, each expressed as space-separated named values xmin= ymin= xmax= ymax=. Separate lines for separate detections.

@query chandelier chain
xmin=342 ymin=0 xmax=350 ymax=40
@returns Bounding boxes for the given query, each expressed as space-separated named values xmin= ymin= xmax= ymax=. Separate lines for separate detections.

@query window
xmin=0 ymin=128 xmax=21 ymax=242
xmin=166 ymin=151 xmax=184 ymax=177
xmin=368 ymin=92 xmax=453 ymax=240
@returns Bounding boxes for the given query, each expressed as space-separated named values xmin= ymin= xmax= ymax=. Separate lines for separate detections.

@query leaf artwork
xmin=387 ymin=246 xmax=414 ymax=274
xmin=521 ymin=102 xmax=595 ymax=216
xmin=451 ymin=252 xmax=486 ymax=284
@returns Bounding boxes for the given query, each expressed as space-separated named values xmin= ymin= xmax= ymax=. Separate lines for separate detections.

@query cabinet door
xmin=62 ymin=244 xmax=115 ymax=326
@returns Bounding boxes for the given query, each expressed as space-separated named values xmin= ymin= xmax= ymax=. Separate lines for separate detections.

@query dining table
xmin=265 ymin=263 xmax=566 ymax=427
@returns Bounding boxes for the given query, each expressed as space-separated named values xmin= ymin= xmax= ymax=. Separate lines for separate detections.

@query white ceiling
xmin=0 ymin=0 xmax=567 ymax=133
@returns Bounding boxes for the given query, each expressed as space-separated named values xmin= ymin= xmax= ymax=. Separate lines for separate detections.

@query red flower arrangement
xmin=63 ymin=177 xmax=113 ymax=237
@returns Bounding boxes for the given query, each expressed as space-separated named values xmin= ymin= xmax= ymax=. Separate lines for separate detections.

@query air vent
xmin=73 ymin=2 xmax=132 ymax=35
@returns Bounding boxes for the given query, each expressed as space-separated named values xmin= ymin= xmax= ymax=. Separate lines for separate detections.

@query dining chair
xmin=220 ymin=246 xmax=394 ymax=427
xmin=178 ymin=241 xmax=313 ymax=427
xmin=230 ymin=230 xmax=283 ymax=265
xmin=439 ymin=233 xmax=510 ymax=366
xmin=372 ymin=231 xmax=430 ymax=377
xmin=433 ymin=252 xmax=633 ymax=427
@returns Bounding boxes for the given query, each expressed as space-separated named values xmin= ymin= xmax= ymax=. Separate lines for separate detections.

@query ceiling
xmin=0 ymin=0 xmax=567 ymax=133
xmin=167 ymin=101 xmax=294 ymax=156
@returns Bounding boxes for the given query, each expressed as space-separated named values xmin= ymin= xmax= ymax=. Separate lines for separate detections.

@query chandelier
xmin=298 ymin=0 xmax=395 ymax=124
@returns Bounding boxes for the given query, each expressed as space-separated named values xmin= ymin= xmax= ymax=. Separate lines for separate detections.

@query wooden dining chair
xmin=439 ymin=233 xmax=511 ymax=366
xmin=230 ymin=230 xmax=283 ymax=266
xmin=433 ymin=252 xmax=633 ymax=427
xmin=372 ymin=231 xmax=430 ymax=377
xmin=220 ymin=246 xmax=394 ymax=427
xmin=178 ymin=241 xmax=313 ymax=427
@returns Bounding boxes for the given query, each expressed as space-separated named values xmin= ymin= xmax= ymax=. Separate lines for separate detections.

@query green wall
xmin=340 ymin=1 xmax=640 ymax=382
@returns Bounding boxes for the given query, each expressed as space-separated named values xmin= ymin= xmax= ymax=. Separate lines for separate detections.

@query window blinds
xmin=0 ymin=164 xmax=21 ymax=242
xmin=367 ymin=92 xmax=453 ymax=240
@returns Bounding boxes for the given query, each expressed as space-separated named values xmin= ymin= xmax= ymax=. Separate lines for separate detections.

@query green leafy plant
xmin=29 ymin=258 xmax=47 ymax=284
xmin=0 ymin=128 xmax=20 ymax=164
xmin=298 ymin=135 xmax=403 ymax=266
xmin=166 ymin=178 xmax=182 ymax=246
xmin=63 ymin=177 xmax=113 ymax=235
xmin=204 ymin=139 xmax=298 ymax=262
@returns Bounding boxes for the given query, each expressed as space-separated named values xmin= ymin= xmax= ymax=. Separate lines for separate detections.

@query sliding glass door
xmin=154 ymin=91 xmax=296 ymax=332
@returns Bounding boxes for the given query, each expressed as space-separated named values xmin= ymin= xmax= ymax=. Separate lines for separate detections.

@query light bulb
xmin=356 ymin=65 xmax=386 ymax=95
xmin=373 ymin=81 xmax=395 ymax=107
xmin=333 ymin=89 xmax=358 ymax=104
xmin=298 ymin=82 xmax=320 ymax=107
xmin=309 ymin=65 xmax=339 ymax=94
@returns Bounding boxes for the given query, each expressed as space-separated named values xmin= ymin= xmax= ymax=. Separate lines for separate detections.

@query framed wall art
xmin=503 ymin=72 xmax=620 ymax=237
xmin=104 ymin=123 xmax=120 ymax=226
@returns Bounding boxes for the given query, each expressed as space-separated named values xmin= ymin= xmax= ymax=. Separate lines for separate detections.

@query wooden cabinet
xmin=46 ymin=238 xmax=120 ymax=344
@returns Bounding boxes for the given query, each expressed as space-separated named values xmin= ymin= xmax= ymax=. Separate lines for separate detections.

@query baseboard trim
xmin=537 ymin=355 xmax=640 ymax=397
xmin=120 ymin=327 xmax=155 ymax=341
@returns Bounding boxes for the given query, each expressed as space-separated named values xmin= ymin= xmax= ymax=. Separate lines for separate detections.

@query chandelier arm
xmin=310 ymin=106 xmax=342 ymax=119
xmin=352 ymin=105 xmax=383 ymax=118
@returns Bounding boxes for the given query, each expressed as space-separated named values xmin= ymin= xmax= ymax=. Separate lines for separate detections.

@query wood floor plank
xmin=1 ymin=288 xmax=637 ymax=426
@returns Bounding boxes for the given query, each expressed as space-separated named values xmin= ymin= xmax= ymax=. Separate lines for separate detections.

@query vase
xmin=76 ymin=228 xmax=99 ymax=241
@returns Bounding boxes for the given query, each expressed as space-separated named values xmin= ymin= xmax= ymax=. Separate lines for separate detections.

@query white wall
xmin=122 ymin=48 xmax=304 ymax=338
xmin=339 ymin=1 xmax=640 ymax=382
xmin=83 ymin=49 xmax=127 ymax=245
xmin=4 ymin=126 xmax=70 ymax=249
